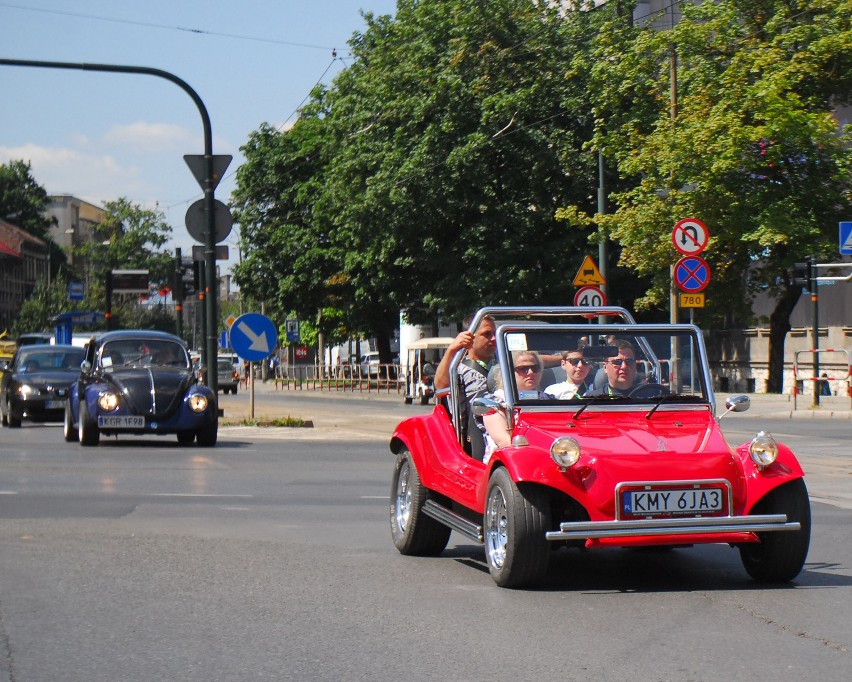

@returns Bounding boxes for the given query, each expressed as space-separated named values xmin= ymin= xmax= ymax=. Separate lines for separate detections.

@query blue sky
xmin=0 ymin=0 xmax=398 ymax=273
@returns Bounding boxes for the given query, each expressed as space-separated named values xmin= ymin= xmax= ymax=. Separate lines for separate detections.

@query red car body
xmin=389 ymin=308 xmax=810 ymax=588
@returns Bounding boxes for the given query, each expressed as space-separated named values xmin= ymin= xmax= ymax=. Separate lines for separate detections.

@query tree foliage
xmin=0 ymin=160 xmax=53 ymax=240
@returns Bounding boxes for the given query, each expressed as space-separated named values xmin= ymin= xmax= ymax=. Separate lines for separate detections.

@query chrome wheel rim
xmin=394 ymin=459 xmax=412 ymax=533
xmin=485 ymin=486 xmax=508 ymax=569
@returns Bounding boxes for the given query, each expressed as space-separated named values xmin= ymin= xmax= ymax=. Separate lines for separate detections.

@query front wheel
xmin=177 ymin=430 xmax=196 ymax=445
xmin=390 ymin=450 xmax=450 ymax=556
xmin=64 ymin=401 xmax=78 ymax=442
xmin=739 ymin=478 xmax=811 ymax=582
xmin=196 ymin=420 xmax=218 ymax=447
xmin=78 ymin=401 xmax=100 ymax=446
xmin=484 ymin=468 xmax=551 ymax=588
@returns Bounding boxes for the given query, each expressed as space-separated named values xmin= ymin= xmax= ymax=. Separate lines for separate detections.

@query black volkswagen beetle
xmin=64 ymin=330 xmax=218 ymax=446
xmin=0 ymin=344 xmax=86 ymax=427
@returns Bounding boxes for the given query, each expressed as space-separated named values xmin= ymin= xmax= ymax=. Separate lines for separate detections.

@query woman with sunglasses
xmin=585 ymin=340 xmax=639 ymax=396
xmin=544 ymin=349 xmax=593 ymax=399
xmin=480 ymin=351 xmax=548 ymax=461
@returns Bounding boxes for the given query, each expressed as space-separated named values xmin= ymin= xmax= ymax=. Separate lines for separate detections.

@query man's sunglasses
xmin=608 ymin=358 xmax=637 ymax=367
xmin=563 ymin=358 xmax=591 ymax=367
xmin=515 ymin=365 xmax=541 ymax=374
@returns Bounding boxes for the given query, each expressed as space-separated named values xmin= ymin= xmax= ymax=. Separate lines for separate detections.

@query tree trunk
xmin=766 ymin=286 xmax=803 ymax=394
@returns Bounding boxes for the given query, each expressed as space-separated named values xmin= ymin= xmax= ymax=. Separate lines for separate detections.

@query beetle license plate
xmin=98 ymin=415 xmax=145 ymax=429
xmin=45 ymin=400 xmax=65 ymax=409
xmin=621 ymin=485 xmax=725 ymax=518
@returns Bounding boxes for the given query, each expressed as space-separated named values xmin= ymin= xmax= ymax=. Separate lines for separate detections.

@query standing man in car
xmin=433 ymin=315 xmax=497 ymax=400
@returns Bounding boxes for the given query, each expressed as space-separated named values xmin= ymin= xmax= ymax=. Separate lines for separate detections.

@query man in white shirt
xmin=544 ymin=348 xmax=592 ymax=399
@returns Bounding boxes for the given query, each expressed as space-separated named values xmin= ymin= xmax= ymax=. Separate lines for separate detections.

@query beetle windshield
xmin=100 ymin=340 xmax=189 ymax=370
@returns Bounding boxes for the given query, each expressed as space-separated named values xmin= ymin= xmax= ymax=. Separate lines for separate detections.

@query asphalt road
xmin=1 ymin=400 xmax=851 ymax=681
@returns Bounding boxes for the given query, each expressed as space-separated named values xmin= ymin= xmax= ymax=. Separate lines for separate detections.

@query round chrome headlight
xmin=749 ymin=431 xmax=778 ymax=467
xmin=551 ymin=437 xmax=581 ymax=469
xmin=188 ymin=393 xmax=209 ymax=412
xmin=98 ymin=391 xmax=120 ymax=411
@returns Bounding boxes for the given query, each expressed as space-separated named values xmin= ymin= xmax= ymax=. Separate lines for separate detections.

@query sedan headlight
xmin=17 ymin=383 xmax=37 ymax=397
xmin=98 ymin=391 xmax=120 ymax=411
xmin=551 ymin=437 xmax=581 ymax=469
xmin=749 ymin=431 xmax=778 ymax=467
xmin=188 ymin=394 xmax=209 ymax=412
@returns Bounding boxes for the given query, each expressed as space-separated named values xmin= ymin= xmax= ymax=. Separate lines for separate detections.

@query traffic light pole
xmin=809 ymin=258 xmax=820 ymax=408
xmin=0 ymin=58 xmax=219 ymax=393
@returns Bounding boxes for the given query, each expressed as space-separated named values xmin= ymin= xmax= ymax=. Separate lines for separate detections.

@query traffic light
xmin=792 ymin=258 xmax=813 ymax=291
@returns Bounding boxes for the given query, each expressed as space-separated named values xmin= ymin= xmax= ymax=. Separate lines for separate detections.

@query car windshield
xmin=99 ymin=340 xmax=189 ymax=370
xmin=494 ymin=324 xmax=710 ymax=406
xmin=15 ymin=347 xmax=86 ymax=372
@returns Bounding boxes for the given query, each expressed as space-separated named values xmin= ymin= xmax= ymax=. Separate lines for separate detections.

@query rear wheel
xmin=484 ymin=468 xmax=551 ymax=588
xmin=64 ymin=402 xmax=78 ymax=442
xmin=78 ymin=401 xmax=100 ymax=446
xmin=739 ymin=478 xmax=811 ymax=582
xmin=390 ymin=450 xmax=450 ymax=556
xmin=8 ymin=412 xmax=21 ymax=428
xmin=0 ymin=402 xmax=7 ymax=426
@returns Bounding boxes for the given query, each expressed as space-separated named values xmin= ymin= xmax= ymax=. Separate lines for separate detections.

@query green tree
xmin=234 ymin=0 xmax=619 ymax=360
xmin=0 ymin=160 xmax=53 ymax=240
xmin=586 ymin=0 xmax=851 ymax=391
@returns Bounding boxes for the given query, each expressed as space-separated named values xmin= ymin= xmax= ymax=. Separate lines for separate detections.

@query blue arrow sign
xmin=840 ymin=222 xmax=852 ymax=256
xmin=229 ymin=313 xmax=277 ymax=362
xmin=674 ymin=256 xmax=711 ymax=293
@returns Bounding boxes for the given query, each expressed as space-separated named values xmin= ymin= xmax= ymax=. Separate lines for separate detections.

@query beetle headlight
xmin=551 ymin=437 xmax=581 ymax=469
xmin=98 ymin=391 xmax=120 ymax=411
xmin=749 ymin=431 xmax=778 ymax=467
xmin=188 ymin=394 xmax=209 ymax=412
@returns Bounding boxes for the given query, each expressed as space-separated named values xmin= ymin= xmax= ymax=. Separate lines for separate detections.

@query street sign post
xmin=674 ymin=256 xmax=711 ymax=293
xmin=230 ymin=312 xmax=276 ymax=420
xmin=672 ymin=218 xmax=709 ymax=256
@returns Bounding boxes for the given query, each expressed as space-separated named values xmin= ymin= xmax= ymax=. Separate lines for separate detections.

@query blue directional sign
xmin=840 ymin=222 xmax=852 ymax=256
xmin=674 ymin=256 xmax=711 ymax=293
xmin=229 ymin=313 xmax=277 ymax=362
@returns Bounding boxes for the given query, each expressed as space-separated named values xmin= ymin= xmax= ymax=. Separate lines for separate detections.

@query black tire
xmin=0 ymin=402 xmax=7 ymax=427
xmin=403 ymin=396 xmax=413 ymax=405
xmin=8 ymin=412 xmax=21 ymax=428
xmin=232 ymin=387 xmax=238 ymax=395
xmin=419 ymin=394 xmax=430 ymax=405
xmin=196 ymin=420 xmax=218 ymax=447
xmin=390 ymin=450 xmax=451 ymax=556
xmin=484 ymin=468 xmax=551 ymax=588
xmin=177 ymin=430 xmax=196 ymax=445
xmin=78 ymin=401 xmax=100 ymax=446
xmin=739 ymin=478 xmax=811 ymax=582
xmin=64 ymin=401 xmax=78 ymax=442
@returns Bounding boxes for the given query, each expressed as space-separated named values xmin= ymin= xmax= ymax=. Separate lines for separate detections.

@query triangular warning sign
xmin=572 ymin=256 xmax=606 ymax=287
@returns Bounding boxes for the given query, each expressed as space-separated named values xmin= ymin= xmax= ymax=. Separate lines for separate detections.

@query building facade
xmin=0 ymin=219 xmax=47 ymax=331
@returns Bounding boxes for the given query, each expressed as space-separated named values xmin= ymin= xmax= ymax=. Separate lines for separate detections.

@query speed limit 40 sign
xmin=574 ymin=285 xmax=607 ymax=307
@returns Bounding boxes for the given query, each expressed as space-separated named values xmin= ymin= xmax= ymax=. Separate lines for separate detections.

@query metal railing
xmin=270 ymin=363 xmax=404 ymax=394
xmin=793 ymin=348 xmax=851 ymax=410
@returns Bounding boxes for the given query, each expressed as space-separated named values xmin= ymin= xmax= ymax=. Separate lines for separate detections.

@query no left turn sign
xmin=672 ymin=218 xmax=709 ymax=256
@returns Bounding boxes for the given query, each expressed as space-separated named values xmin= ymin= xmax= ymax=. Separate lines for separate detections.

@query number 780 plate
xmin=618 ymin=482 xmax=729 ymax=519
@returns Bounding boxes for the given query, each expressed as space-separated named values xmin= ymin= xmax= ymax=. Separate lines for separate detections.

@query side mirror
xmin=0 ymin=360 xmax=8 ymax=372
xmin=719 ymin=394 xmax=750 ymax=418
xmin=80 ymin=360 xmax=92 ymax=373
xmin=472 ymin=395 xmax=504 ymax=417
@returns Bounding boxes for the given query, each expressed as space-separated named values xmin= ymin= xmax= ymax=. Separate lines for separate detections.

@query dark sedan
xmin=0 ymin=345 xmax=86 ymax=427
xmin=64 ymin=330 xmax=218 ymax=446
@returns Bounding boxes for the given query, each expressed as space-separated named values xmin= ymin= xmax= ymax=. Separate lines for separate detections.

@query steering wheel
xmin=628 ymin=383 xmax=668 ymax=399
